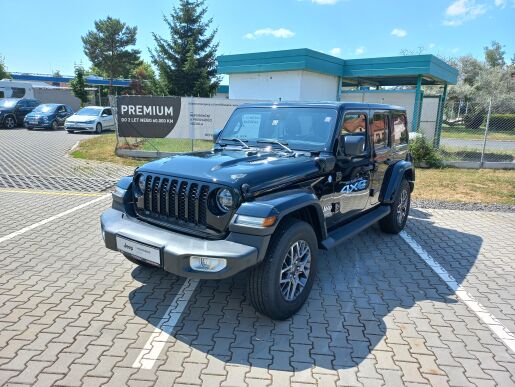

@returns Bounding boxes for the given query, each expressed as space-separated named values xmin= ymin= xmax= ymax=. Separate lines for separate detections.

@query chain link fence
xmin=439 ymin=98 xmax=515 ymax=167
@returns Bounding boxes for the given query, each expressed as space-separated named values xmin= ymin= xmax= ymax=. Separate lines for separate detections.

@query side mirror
xmin=101 ymin=114 xmax=108 ymax=117
xmin=213 ymin=129 xmax=222 ymax=143
xmin=342 ymin=135 xmax=366 ymax=157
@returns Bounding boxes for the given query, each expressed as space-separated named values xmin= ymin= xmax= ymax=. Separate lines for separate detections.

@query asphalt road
xmin=441 ymin=137 xmax=515 ymax=151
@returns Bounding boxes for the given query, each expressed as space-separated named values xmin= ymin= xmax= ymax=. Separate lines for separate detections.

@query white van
xmin=0 ymin=80 xmax=82 ymax=110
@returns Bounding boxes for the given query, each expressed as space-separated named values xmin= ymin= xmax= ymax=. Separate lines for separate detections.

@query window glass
xmin=11 ymin=88 xmax=25 ymax=98
xmin=221 ymin=107 xmax=337 ymax=151
xmin=371 ymin=112 xmax=389 ymax=148
xmin=341 ymin=113 xmax=366 ymax=135
xmin=392 ymin=113 xmax=408 ymax=146
xmin=103 ymin=108 xmax=113 ymax=116
xmin=17 ymin=100 xmax=28 ymax=108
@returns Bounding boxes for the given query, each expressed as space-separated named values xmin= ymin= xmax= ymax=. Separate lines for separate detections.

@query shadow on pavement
xmin=128 ymin=207 xmax=482 ymax=372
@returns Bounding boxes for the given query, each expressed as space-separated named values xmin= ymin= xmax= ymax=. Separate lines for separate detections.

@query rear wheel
xmin=95 ymin=123 xmax=102 ymax=134
xmin=4 ymin=116 xmax=16 ymax=129
xmin=379 ymin=178 xmax=411 ymax=234
xmin=248 ymin=219 xmax=318 ymax=320
xmin=51 ymin=120 xmax=58 ymax=130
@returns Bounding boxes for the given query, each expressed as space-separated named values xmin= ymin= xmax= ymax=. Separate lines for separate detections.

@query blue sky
xmin=1 ymin=0 xmax=514 ymax=78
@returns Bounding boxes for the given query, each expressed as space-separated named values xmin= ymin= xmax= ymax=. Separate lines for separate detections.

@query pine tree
xmin=150 ymin=0 xmax=220 ymax=97
xmin=70 ymin=67 xmax=89 ymax=107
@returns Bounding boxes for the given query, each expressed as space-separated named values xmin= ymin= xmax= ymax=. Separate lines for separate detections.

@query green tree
xmin=484 ymin=41 xmax=506 ymax=68
xmin=129 ymin=62 xmax=163 ymax=95
xmin=0 ymin=55 xmax=10 ymax=79
xmin=70 ymin=66 xmax=89 ymax=107
xmin=150 ymin=0 xmax=220 ymax=97
xmin=82 ymin=16 xmax=141 ymax=94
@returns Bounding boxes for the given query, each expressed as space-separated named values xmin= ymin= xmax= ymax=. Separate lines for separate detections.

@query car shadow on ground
xmin=128 ymin=207 xmax=482 ymax=372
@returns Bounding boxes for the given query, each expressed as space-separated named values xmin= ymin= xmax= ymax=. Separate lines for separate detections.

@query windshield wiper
xmin=220 ymin=137 xmax=250 ymax=149
xmin=257 ymin=139 xmax=294 ymax=154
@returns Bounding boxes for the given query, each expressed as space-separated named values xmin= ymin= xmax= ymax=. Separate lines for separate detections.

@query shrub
xmin=463 ymin=111 xmax=485 ymax=129
xmin=489 ymin=114 xmax=515 ymax=132
xmin=409 ymin=135 xmax=443 ymax=168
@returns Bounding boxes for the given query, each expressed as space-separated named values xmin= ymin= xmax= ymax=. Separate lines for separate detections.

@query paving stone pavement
xmin=0 ymin=189 xmax=514 ymax=386
xmin=0 ymin=128 xmax=133 ymax=192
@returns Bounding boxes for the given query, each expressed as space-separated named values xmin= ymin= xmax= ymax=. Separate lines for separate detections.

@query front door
xmin=326 ymin=110 xmax=372 ymax=227
xmin=368 ymin=110 xmax=393 ymax=207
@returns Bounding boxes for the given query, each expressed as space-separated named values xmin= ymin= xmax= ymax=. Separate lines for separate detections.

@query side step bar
xmin=320 ymin=205 xmax=391 ymax=250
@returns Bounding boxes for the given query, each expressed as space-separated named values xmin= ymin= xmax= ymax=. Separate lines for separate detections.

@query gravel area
xmin=413 ymin=198 xmax=515 ymax=212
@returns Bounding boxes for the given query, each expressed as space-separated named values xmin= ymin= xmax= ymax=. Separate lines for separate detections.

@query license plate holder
xmin=116 ymin=236 xmax=162 ymax=266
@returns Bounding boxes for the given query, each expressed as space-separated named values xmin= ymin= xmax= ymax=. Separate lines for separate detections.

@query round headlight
xmin=137 ymin=175 xmax=146 ymax=192
xmin=216 ymin=188 xmax=234 ymax=211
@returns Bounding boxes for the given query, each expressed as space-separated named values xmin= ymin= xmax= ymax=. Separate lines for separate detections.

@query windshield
xmin=33 ymin=104 xmax=57 ymax=113
xmin=76 ymin=108 xmax=101 ymax=116
xmin=0 ymin=99 xmax=17 ymax=108
xmin=219 ymin=107 xmax=338 ymax=151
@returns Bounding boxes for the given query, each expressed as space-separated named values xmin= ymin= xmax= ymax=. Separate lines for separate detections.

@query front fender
xmin=229 ymin=188 xmax=326 ymax=239
xmin=379 ymin=160 xmax=415 ymax=204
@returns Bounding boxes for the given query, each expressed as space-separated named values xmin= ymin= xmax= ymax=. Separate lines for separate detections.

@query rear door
xmin=368 ymin=110 xmax=393 ymax=207
xmin=16 ymin=100 xmax=32 ymax=122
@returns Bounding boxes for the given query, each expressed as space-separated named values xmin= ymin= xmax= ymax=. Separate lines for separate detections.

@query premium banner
xmin=117 ymin=96 xmax=256 ymax=139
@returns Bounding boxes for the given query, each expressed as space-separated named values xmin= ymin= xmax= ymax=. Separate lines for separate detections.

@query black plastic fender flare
xmin=379 ymin=160 xmax=415 ymax=204
xmin=229 ymin=188 xmax=327 ymax=240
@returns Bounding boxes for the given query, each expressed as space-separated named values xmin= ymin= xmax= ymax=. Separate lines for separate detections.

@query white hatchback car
xmin=64 ymin=106 xmax=115 ymax=134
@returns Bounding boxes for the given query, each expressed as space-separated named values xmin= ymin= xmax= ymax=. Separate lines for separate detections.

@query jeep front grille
xmin=134 ymin=173 xmax=233 ymax=237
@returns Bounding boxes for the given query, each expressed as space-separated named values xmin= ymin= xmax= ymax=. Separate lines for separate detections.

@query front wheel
xmin=4 ymin=116 xmax=16 ymax=129
xmin=379 ymin=178 xmax=411 ymax=234
xmin=95 ymin=123 xmax=102 ymax=134
xmin=51 ymin=120 xmax=59 ymax=130
xmin=247 ymin=219 xmax=318 ymax=320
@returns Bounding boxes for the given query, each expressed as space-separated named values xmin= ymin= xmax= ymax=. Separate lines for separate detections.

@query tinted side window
xmin=103 ymin=108 xmax=113 ymax=116
xmin=11 ymin=88 xmax=26 ymax=98
xmin=392 ymin=113 xmax=408 ymax=146
xmin=17 ymin=100 xmax=28 ymax=108
xmin=370 ymin=112 xmax=389 ymax=148
xmin=338 ymin=112 xmax=368 ymax=156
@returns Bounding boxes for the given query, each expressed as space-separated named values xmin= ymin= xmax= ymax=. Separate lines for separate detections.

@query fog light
xmin=190 ymin=256 xmax=227 ymax=272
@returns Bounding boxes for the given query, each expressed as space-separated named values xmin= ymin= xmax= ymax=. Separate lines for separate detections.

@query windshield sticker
xmin=324 ymin=116 xmax=332 ymax=123
xmin=272 ymin=119 xmax=279 ymax=126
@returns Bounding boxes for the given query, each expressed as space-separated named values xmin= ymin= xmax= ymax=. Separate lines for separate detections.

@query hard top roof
xmin=238 ymin=101 xmax=406 ymax=111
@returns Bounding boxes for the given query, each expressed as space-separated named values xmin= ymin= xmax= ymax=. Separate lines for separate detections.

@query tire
xmin=247 ymin=219 xmax=318 ymax=320
xmin=4 ymin=116 xmax=16 ymax=129
xmin=51 ymin=120 xmax=58 ymax=130
xmin=95 ymin=123 xmax=102 ymax=134
xmin=123 ymin=253 xmax=157 ymax=268
xmin=67 ymin=130 xmax=74 ymax=134
xmin=379 ymin=178 xmax=411 ymax=234
xmin=27 ymin=127 xmax=33 ymax=130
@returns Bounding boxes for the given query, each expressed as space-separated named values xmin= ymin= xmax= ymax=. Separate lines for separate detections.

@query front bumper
xmin=101 ymin=208 xmax=260 ymax=279
xmin=25 ymin=121 xmax=52 ymax=128
xmin=65 ymin=124 xmax=95 ymax=131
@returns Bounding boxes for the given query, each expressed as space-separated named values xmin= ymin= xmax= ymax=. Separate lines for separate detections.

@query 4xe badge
xmin=341 ymin=177 xmax=368 ymax=194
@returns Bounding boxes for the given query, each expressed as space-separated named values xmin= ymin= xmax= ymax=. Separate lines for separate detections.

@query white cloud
xmin=391 ymin=28 xmax=407 ymax=38
xmin=244 ymin=28 xmax=295 ymax=39
xmin=443 ymin=0 xmax=487 ymax=26
xmin=330 ymin=47 xmax=342 ymax=56
xmin=428 ymin=43 xmax=436 ymax=49
xmin=494 ymin=0 xmax=506 ymax=7
xmin=354 ymin=46 xmax=365 ymax=55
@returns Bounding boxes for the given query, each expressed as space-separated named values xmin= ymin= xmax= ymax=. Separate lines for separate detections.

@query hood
xmin=68 ymin=114 xmax=97 ymax=122
xmin=0 ymin=107 xmax=14 ymax=114
xmin=138 ymin=149 xmax=322 ymax=196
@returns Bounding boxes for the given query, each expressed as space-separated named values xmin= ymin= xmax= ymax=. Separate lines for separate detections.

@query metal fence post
xmin=479 ymin=98 xmax=492 ymax=168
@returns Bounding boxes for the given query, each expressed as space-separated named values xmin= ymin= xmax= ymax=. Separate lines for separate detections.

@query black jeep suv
xmin=101 ymin=102 xmax=414 ymax=320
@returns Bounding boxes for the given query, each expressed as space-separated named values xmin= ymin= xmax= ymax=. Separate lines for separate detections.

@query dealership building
xmin=217 ymin=48 xmax=458 ymax=145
